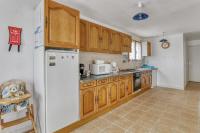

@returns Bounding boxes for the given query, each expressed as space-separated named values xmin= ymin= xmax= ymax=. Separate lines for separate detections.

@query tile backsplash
xmin=79 ymin=52 xmax=143 ymax=70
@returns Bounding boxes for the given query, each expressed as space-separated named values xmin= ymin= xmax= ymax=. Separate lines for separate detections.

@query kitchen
xmin=0 ymin=0 xmax=200 ymax=133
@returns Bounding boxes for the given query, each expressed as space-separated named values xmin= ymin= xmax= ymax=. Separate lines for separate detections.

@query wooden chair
xmin=0 ymin=91 xmax=37 ymax=133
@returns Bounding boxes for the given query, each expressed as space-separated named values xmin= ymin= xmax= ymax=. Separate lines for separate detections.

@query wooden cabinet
xmin=46 ymin=1 xmax=80 ymax=49
xmin=79 ymin=19 xmax=132 ymax=54
xmin=142 ymin=41 xmax=152 ymax=56
xmin=80 ymin=87 xmax=96 ymax=118
xmin=141 ymin=71 xmax=152 ymax=90
xmin=122 ymin=35 xmax=132 ymax=52
xmin=126 ymin=77 xmax=133 ymax=96
xmin=118 ymin=80 xmax=126 ymax=100
xmin=109 ymin=82 xmax=118 ymax=105
xmin=100 ymin=27 xmax=110 ymax=52
xmin=80 ymin=74 xmax=134 ymax=119
xmin=88 ymin=23 xmax=102 ymax=51
xmin=110 ymin=31 xmax=122 ymax=53
xmin=80 ymin=19 xmax=88 ymax=51
xmin=96 ymin=85 xmax=109 ymax=111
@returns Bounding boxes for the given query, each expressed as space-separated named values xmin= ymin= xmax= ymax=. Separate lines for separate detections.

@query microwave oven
xmin=90 ymin=64 xmax=112 ymax=75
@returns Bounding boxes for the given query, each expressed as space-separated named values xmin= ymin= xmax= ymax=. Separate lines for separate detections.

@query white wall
xmin=0 ymin=1 xmax=35 ymax=132
xmin=145 ymin=33 xmax=185 ymax=90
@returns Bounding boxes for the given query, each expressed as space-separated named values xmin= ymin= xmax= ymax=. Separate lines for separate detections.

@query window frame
xmin=129 ymin=40 xmax=142 ymax=61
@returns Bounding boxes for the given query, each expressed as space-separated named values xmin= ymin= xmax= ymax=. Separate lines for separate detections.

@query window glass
xmin=129 ymin=41 xmax=142 ymax=61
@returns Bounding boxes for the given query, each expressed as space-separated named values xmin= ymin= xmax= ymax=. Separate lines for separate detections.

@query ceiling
xmin=56 ymin=0 xmax=200 ymax=37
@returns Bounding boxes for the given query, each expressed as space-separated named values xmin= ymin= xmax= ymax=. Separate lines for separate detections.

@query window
xmin=129 ymin=41 xmax=142 ymax=60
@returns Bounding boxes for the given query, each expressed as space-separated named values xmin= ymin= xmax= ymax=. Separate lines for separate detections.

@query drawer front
xmin=81 ymin=80 xmax=97 ymax=89
xmin=109 ymin=76 xmax=119 ymax=82
xmin=97 ymin=78 xmax=109 ymax=85
xmin=119 ymin=75 xmax=129 ymax=80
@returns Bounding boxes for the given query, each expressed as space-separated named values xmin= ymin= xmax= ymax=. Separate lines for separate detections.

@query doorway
xmin=188 ymin=45 xmax=200 ymax=82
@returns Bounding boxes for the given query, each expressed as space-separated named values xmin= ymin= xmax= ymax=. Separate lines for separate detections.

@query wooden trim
xmin=55 ymin=88 xmax=151 ymax=133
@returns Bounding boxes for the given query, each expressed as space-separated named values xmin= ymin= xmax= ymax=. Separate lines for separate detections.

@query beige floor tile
xmin=72 ymin=82 xmax=200 ymax=132
xmin=101 ymin=124 xmax=125 ymax=133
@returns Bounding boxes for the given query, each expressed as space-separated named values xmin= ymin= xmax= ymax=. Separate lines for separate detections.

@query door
xmin=45 ymin=50 xmax=79 ymax=133
xmin=96 ymin=85 xmax=109 ymax=111
xmin=88 ymin=23 xmax=102 ymax=51
xmin=110 ymin=31 xmax=122 ymax=53
xmin=109 ymin=82 xmax=118 ymax=105
xmin=126 ymin=77 xmax=133 ymax=96
xmin=100 ymin=27 xmax=110 ymax=52
xmin=80 ymin=19 xmax=88 ymax=51
xmin=118 ymin=80 xmax=126 ymax=100
xmin=46 ymin=1 xmax=80 ymax=49
xmin=80 ymin=87 xmax=96 ymax=118
xmin=189 ymin=45 xmax=200 ymax=82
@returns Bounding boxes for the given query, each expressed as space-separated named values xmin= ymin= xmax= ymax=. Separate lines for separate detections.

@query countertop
xmin=80 ymin=68 xmax=154 ymax=83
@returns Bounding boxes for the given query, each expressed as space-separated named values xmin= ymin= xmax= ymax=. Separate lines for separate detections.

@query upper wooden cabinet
xmin=80 ymin=19 xmax=132 ymax=54
xmin=142 ymin=41 xmax=152 ymax=56
xmin=45 ymin=1 xmax=80 ymax=49
xmin=100 ymin=27 xmax=110 ymax=52
xmin=88 ymin=23 xmax=102 ymax=51
xmin=110 ymin=31 xmax=122 ymax=53
xmin=122 ymin=34 xmax=132 ymax=52
xmin=80 ymin=19 xmax=88 ymax=51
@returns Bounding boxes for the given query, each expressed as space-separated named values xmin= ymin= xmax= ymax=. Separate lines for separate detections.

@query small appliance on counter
xmin=90 ymin=60 xmax=112 ymax=75
xmin=80 ymin=64 xmax=87 ymax=78
xmin=111 ymin=61 xmax=119 ymax=73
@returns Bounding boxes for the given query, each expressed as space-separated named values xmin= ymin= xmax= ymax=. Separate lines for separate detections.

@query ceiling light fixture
xmin=133 ymin=1 xmax=149 ymax=21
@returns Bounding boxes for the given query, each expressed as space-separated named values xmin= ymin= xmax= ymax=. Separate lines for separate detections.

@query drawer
xmin=109 ymin=76 xmax=119 ymax=82
xmin=80 ymin=80 xmax=97 ymax=89
xmin=97 ymin=78 xmax=109 ymax=85
xmin=119 ymin=75 xmax=128 ymax=80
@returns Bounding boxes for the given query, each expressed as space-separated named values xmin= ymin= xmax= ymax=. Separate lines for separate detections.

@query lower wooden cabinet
xmin=126 ymin=77 xmax=133 ymax=96
xmin=96 ymin=85 xmax=109 ymax=111
xmin=80 ymin=74 xmax=133 ymax=119
xmin=118 ymin=80 xmax=126 ymax=100
xmin=109 ymin=82 xmax=118 ymax=105
xmin=141 ymin=71 xmax=152 ymax=90
xmin=80 ymin=87 xmax=96 ymax=118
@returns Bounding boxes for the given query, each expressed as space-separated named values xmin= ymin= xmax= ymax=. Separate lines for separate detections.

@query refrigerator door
xmin=45 ymin=50 xmax=79 ymax=133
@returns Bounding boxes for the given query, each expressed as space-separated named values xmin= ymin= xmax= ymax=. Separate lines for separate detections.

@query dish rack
xmin=0 ymin=80 xmax=37 ymax=133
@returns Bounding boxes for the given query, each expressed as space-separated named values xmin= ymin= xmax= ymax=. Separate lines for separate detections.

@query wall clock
xmin=161 ymin=41 xmax=170 ymax=49
xmin=160 ymin=32 xmax=170 ymax=49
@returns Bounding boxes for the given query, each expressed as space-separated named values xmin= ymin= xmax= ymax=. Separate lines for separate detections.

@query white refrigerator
xmin=34 ymin=48 xmax=80 ymax=133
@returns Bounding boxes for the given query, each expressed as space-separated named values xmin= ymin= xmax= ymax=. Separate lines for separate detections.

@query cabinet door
xmin=80 ymin=87 xmax=96 ymax=118
xmin=122 ymin=35 xmax=132 ymax=52
xmin=46 ymin=1 xmax=80 ymax=49
xmin=100 ymin=27 xmax=110 ymax=52
xmin=88 ymin=23 xmax=102 ymax=51
xmin=141 ymin=74 xmax=146 ymax=90
xmin=118 ymin=80 xmax=126 ymax=100
xmin=96 ymin=85 xmax=109 ymax=111
xmin=109 ymin=82 xmax=118 ymax=105
xmin=126 ymin=77 xmax=133 ymax=96
xmin=110 ymin=31 xmax=122 ymax=53
xmin=80 ymin=19 xmax=88 ymax=51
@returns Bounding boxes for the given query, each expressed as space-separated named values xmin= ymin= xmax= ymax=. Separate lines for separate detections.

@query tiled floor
xmin=72 ymin=82 xmax=200 ymax=133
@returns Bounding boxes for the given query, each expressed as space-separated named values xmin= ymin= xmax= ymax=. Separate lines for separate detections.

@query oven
xmin=133 ymin=72 xmax=141 ymax=91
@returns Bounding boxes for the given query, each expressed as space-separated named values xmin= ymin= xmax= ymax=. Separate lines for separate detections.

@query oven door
xmin=134 ymin=72 xmax=141 ymax=91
